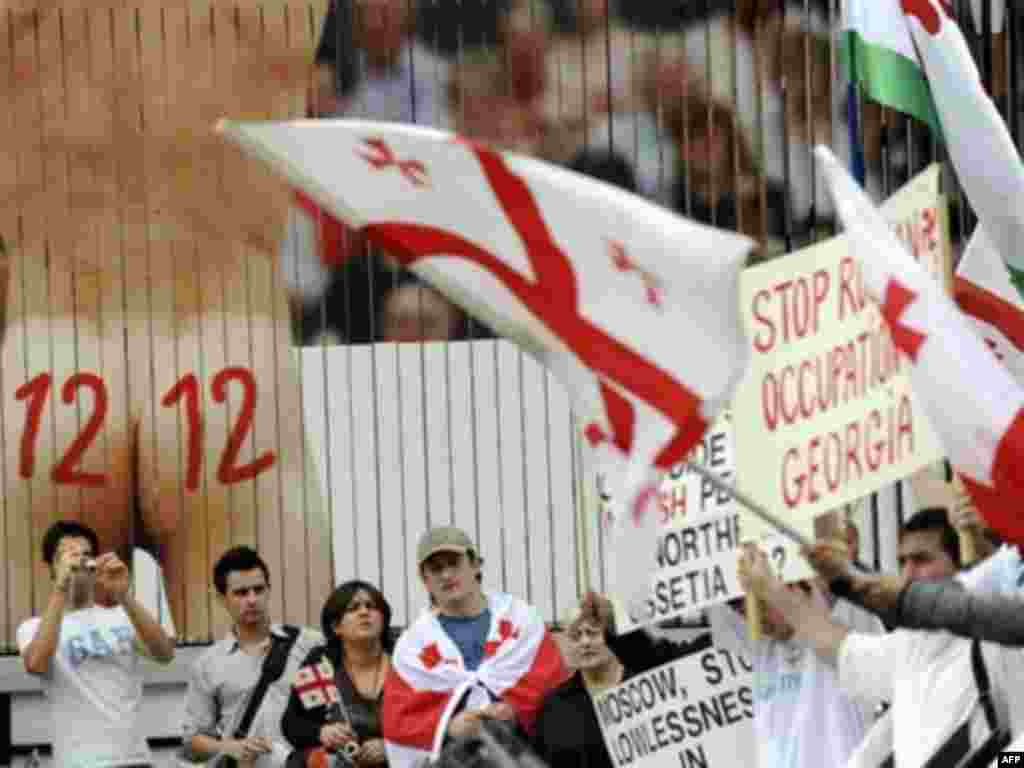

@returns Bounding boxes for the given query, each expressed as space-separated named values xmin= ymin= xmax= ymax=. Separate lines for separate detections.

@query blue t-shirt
xmin=438 ymin=609 xmax=492 ymax=671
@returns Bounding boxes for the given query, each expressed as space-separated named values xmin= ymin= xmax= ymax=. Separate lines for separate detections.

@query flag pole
xmin=686 ymin=461 xmax=880 ymax=573
xmin=685 ymin=461 xmax=813 ymax=548
xmin=686 ymin=460 xmax=874 ymax=573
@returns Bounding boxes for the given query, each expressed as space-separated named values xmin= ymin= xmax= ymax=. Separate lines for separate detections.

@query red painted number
xmin=160 ymin=367 xmax=276 ymax=488
xmin=15 ymin=373 xmax=52 ymax=479
xmin=211 ymin=367 xmax=276 ymax=485
xmin=15 ymin=366 xmax=275 ymax=489
xmin=161 ymin=373 xmax=202 ymax=492
xmin=52 ymin=373 xmax=108 ymax=486
xmin=15 ymin=372 xmax=108 ymax=486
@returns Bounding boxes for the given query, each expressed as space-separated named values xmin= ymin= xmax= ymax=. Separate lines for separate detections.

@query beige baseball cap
xmin=417 ymin=526 xmax=477 ymax=567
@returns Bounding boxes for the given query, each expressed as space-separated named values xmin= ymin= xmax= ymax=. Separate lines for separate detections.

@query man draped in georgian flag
xmin=379 ymin=526 xmax=566 ymax=767
xmin=384 ymin=592 xmax=562 ymax=766
xmin=816 ymin=145 xmax=1024 ymax=544
xmin=896 ymin=0 xmax=1024 ymax=382
xmin=218 ymin=118 xmax=755 ymax=610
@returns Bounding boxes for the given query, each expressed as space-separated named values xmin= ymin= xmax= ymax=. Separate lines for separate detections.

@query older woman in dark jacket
xmin=533 ymin=593 xmax=709 ymax=768
xmin=283 ymin=580 xmax=394 ymax=767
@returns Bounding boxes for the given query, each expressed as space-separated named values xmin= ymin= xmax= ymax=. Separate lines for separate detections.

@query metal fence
xmin=0 ymin=0 xmax=1007 ymax=649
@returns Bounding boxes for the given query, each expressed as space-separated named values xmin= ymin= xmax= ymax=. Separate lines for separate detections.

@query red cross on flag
xmin=817 ymin=145 xmax=1024 ymax=545
xmin=219 ymin=119 xmax=755 ymax=606
xmin=956 ymin=231 xmax=1024 ymax=385
xmin=294 ymin=660 xmax=340 ymax=710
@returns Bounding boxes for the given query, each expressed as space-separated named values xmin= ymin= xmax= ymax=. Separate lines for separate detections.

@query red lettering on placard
xmin=15 ymin=372 xmax=52 ymax=479
xmin=659 ymin=486 xmax=687 ymax=524
xmin=779 ymin=394 xmax=915 ymax=510
xmin=212 ymin=367 xmax=277 ymax=485
xmin=52 ymin=373 xmax=108 ymax=486
xmin=838 ymin=257 xmax=865 ymax=320
xmin=752 ymin=271 xmax=831 ymax=354
xmin=161 ymin=373 xmax=203 ymax=492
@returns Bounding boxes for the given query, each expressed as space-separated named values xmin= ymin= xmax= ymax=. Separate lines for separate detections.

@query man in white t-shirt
xmin=740 ymin=544 xmax=1024 ymax=768
xmin=707 ymin=517 xmax=884 ymax=768
xmin=17 ymin=520 xmax=177 ymax=768
xmin=708 ymin=585 xmax=883 ymax=768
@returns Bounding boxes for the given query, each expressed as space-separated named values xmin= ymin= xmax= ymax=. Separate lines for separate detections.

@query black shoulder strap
xmin=233 ymin=625 xmax=302 ymax=739
xmin=921 ymin=639 xmax=1008 ymax=768
xmin=971 ymin=637 xmax=999 ymax=732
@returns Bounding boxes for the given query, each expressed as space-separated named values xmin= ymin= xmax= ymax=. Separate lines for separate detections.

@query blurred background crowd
xmin=284 ymin=0 xmax=941 ymax=347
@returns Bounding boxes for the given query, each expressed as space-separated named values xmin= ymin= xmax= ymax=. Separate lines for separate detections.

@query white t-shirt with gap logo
xmin=708 ymin=598 xmax=884 ymax=768
xmin=17 ymin=605 xmax=151 ymax=768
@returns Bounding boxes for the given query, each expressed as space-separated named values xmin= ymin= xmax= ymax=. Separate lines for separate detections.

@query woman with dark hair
xmin=282 ymin=581 xmax=394 ymax=767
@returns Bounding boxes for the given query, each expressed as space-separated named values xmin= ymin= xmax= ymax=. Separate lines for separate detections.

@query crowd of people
xmin=17 ymin=491 xmax=1024 ymax=768
xmin=14 ymin=1 xmax=1024 ymax=767
xmin=282 ymin=0 xmax=875 ymax=347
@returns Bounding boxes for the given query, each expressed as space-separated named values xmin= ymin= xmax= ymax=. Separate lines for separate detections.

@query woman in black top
xmin=283 ymin=580 xmax=394 ymax=767
xmin=533 ymin=594 xmax=709 ymax=768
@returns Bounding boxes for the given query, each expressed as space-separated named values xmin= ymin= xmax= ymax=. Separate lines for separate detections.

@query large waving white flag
xmin=818 ymin=145 xmax=1024 ymax=545
xmin=897 ymin=0 xmax=1024 ymax=385
xmin=903 ymin=0 xmax=1024 ymax=298
xmin=219 ymin=119 xmax=755 ymax=605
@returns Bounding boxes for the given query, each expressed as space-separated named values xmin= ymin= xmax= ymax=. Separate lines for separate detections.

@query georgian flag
xmin=898 ymin=0 xmax=1024 ymax=379
xmin=817 ymin=145 xmax=1024 ymax=544
xmin=294 ymin=659 xmax=340 ymax=710
xmin=218 ymin=118 xmax=755 ymax=608
xmin=902 ymin=0 xmax=1024 ymax=300
xmin=381 ymin=592 xmax=565 ymax=768
xmin=956 ymin=232 xmax=1024 ymax=385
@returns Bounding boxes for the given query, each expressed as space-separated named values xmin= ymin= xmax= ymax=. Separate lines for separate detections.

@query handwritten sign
xmin=596 ymin=415 xmax=814 ymax=632
xmin=594 ymin=645 xmax=755 ymax=768
xmin=596 ymin=417 xmax=735 ymax=528
xmin=732 ymin=165 xmax=950 ymax=528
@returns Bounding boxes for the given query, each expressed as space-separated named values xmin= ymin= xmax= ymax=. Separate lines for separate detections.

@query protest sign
xmin=594 ymin=414 xmax=814 ymax=632
xmin=732 ymin=165 xmax=950 ymax=530
xmin=593 ymin=645 xmax=755 ymax=768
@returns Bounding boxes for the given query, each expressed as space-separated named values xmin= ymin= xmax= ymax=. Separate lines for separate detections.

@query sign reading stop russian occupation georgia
xmin=732 ymin=165 xmax=949 ymax=526
xmin=598 ymin=414 xmax=813 ymax=634
xmin=593 ymin=645 xmax=755 ymax=768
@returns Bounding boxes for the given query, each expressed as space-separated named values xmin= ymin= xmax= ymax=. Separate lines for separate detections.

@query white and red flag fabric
xmin=897 ymin=0 xmax=1024 ymax=380
xmin=817 ymin=144 xmax=1024 ymax=545
xmin=902 ymin=0 xmax=1024 ymax=301
xmin=219 ymin=118 xmax=755 ymax=607
xmin=293 ymin=658 xmax=341 ymax=709
xmin=380 ymin=592 xmax=566 ymax=768
xmin=956 ymin=232 xmax=1024 ymax=385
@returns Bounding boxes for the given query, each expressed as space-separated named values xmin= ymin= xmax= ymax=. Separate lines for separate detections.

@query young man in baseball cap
xmin=382 ymin=526 xmax=566 ymax=768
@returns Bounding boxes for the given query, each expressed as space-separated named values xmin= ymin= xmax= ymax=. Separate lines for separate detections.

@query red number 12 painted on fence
xmin=161 ymin=367 xmax=277 ymax=491
xmin=16 ymin=367 xmax=275 ymax=489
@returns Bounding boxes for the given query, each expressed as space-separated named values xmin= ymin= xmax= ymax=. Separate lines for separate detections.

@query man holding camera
xmin=17 ymin=520 xmax=177 ymax=768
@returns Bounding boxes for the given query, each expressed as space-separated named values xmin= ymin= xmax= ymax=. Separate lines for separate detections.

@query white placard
xmin=732 ymin=165 xmax=950 ymax=533
xmin=594 ymin=645 xmax=756 ymax=768
xmin=594 ymin=415 xmax=814 ymax=632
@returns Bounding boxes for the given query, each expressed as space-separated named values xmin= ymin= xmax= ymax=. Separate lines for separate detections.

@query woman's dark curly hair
xmin=321 ymin=580 xmax=395 ymax=654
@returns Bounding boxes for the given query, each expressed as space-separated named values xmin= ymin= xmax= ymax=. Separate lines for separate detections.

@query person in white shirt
xmin=708 ymin=587 xmax=882 ymax=768
xmin=17 ymin=520 xmax=177 ymax=768
xmin=706 ymin=517 xmax=884 ymax=768
xmin=740 ymin=544 xmax=1024 ymax=768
